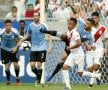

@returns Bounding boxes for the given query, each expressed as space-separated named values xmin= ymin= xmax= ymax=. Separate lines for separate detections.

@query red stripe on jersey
xmin=68 ymin=32 xmax=73 ymax=44
xmin=94 ymin=26 xmax=105 ymax=42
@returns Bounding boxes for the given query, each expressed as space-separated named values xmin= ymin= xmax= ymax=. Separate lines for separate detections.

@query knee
xmin=93 ymin=64 xmax=100 ymax=71
xmin=37 ymin=62 xmax=42 ymax=69
xmin=77 ymin=72 xmax=83 ymax=76
xmin=88 ymin=66 xmax=93 ymax=72
xmin=13 ymin=62 xmax=18 ymax=68
xmin=62 ymin=64 xmax=70 ymax=70
xmin=30 ymin=63 xmax=35 ymax=69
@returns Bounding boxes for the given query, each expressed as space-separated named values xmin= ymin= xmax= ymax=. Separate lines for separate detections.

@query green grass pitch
xmin=0 ymin=83 xmax=108 ymax=90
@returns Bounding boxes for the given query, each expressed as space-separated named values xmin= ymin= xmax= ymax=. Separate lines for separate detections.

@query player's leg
xmin=62 ymin=53 xmax=74 ymax=90
xmin=1 ymin=49 xmax=11 ymax=85
xmin=40 ymin=30 xmax=61 ymax=37
xmin=36 ymin=61 xmax=43 ymax=84
xmin=88 ymin=50 xmax=103 ymax=86
xmin=11 ymin=52 xmax=21 ymax=85
xmin=13 ymin=62 xmax=21 ymax=85
xmin=76 ymin=53 xmax=101 ymax=88
xmin=40 ymin=30 xmax=69 ymax=45
xmin=36 ymin=50 xmax=46 ymax=84
xmin=93 ymin=51 xmax=103 ymax=85
xmin=76 ymin=54 xmax=101 ymax=78
xmin=5 ymin=63 xmax=11 ymax=85
xmin=86 ymin=51 xmax=94 ymax=87
xmin=46 ymin=51 xmax=68 ymax=82
xmin=30 ymin=51 xmax=38 ymax=84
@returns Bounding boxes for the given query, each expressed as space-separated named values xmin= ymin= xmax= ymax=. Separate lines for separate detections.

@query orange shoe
xmin=16 ymin=78 xmax=21 ymax=86
xmin=6 ymin=81 xmax=11 ymax=85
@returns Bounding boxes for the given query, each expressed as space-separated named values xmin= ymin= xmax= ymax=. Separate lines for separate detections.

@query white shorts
xmin=64 ymin=52 xmax=84 ymax=72
xmin=86 ymin=48 xmax=104 ymax=68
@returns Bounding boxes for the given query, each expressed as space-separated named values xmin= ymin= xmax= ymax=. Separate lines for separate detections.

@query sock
xmin=40 ymin=30 xmax=57 ymax=36
xmin=82 ymin=71 xmax=100 ymax=78
xmin=40 ymin=30 xmax=62 ymax=37
xmin=89 ymin=77 xmax=95 ymax=85
xmin=15 ymin=66 xmax=20 ymax=78
xmin=62 ymin=70 xmax=71 ymax=89
xmin=5 ymin=68 xmax=10 ymax=81
xmin=31 ymin=67 xmax=38 ymax=76
xmin=37 ymin=69 xmax=42 ymax=83
xmin=51 ymin=62 xmax=64 ymax=77
xmin=89 ymin=70 xmax=99 ymax=85
xmin=40 ymin=30 xmax=69 ymax=46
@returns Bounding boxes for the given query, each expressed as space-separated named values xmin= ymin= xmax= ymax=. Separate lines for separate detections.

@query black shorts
xmin=1 ymin=49 xmax=18 ymax=64
xmin=30 ymin=50 xmax=46 ymax=62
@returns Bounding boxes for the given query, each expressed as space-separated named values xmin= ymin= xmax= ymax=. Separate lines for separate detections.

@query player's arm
xmin=66 ymin=32 xmax=82 ymax=51
xmin=16 ymin=35 xmax=29 ymax=48
xmin=66 ymin=39 xmax=82 ymax=51
xmin=83 ymin=42 xmax=92 ymax=51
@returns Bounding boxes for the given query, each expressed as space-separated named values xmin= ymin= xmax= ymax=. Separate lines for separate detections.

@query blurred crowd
xmin=46 ymin=0 xmax=108 ymax=21
xmin=0 ymin=0 xmax=107 ymax=22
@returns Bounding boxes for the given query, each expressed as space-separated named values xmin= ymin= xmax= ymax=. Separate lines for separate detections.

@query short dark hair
xmin=87 ymin=18 xmax=95 ymax=25
xmin=69 ymin=18 xmax=77 ymax=24
xmin=92 ymin=12 xmax=99 ymax=17
xmin=12 ymin=6 xmax=17 ymax=10
xmin=20 ymin=20 xmax=25 ymax=24
xmin=4 ymin=19 xmax=12 ymax=24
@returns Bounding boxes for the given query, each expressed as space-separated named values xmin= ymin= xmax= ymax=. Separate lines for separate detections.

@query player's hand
xmin=12 ymin=47 xmax=18 ymax=53
xmin=91 ymin=46 xmax=96 ymax=50
xmin=17 ymin=41 xmax=22 ymax=47
xmin=66 ymin=46 xmax=71 ymax=52
xmin=86 ymin=44 xmax=92 ymax=51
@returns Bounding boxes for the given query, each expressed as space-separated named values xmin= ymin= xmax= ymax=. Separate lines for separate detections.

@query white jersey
xmin=67 ymin=28 xmax=84 ymax=54
xmin=92 ymin=24 xmax=108 ymax=49
xmin=64 ymin=28 xmax=84 ymax=71
xmin=86 ymin=24 xmax=107 ymax=67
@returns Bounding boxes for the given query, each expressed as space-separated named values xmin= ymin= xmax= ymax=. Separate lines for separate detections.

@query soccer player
xmin=62 ymin=18 xmax=101 ymax=90
xmin=40 ymin=18 xmax=95 ymax=82
xmin=0 ymin=19 xmax=21 ymax=85
xmin=87 ymin=12 xmax=108 ymax=87
xmin=16 ymin=12 xmax=52 ymax=85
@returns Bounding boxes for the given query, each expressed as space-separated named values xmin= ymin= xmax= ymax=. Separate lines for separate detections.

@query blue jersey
xmin=26 ymin=22 xmax=48 ymax=51
xmin=77 ymin=18 xmax=94 ymax=46
xmin=0 ymin=28 xmax=20 ymax=51
xmin=77 ymin=18 xmax=94 ymax=53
